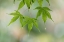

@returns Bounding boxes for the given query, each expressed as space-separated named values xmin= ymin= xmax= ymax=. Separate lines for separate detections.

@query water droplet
xmin=45 ymin=28 xmax=46 ymax=30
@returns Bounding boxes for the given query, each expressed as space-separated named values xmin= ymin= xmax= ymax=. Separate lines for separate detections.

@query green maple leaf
xmin=35 ymin=6 xmax=53 ymax=23
xmin=21 ymin=17 xmax=40 ymax=33
xmin=43 ymin=8 xmax=53 ymax=22
xmin=8 ymin=0 xmax=54 ymax=33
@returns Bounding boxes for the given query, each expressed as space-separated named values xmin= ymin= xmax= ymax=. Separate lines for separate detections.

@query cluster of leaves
xmin=8 ymin=11 xmax=40 ymax=33
xmin=18 ymin=0 xmax=35 ymax=10
xmin=35 ymin=7 xmax=53 ymax=23
xmin=17 ymin=0 xmax=50 ymax=10
xmin=9 ymin=0 xmax=52 ymax=33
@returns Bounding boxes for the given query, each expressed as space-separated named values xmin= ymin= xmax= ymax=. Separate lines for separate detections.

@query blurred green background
xmin=0 ymin=0 xmax=64 ymax=42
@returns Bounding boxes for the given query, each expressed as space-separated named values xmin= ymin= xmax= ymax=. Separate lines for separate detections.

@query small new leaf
xmin=8 ymin=16 xmax=19 ymax=26
xmin=18 ymin=0 xmax=25 ymax=10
